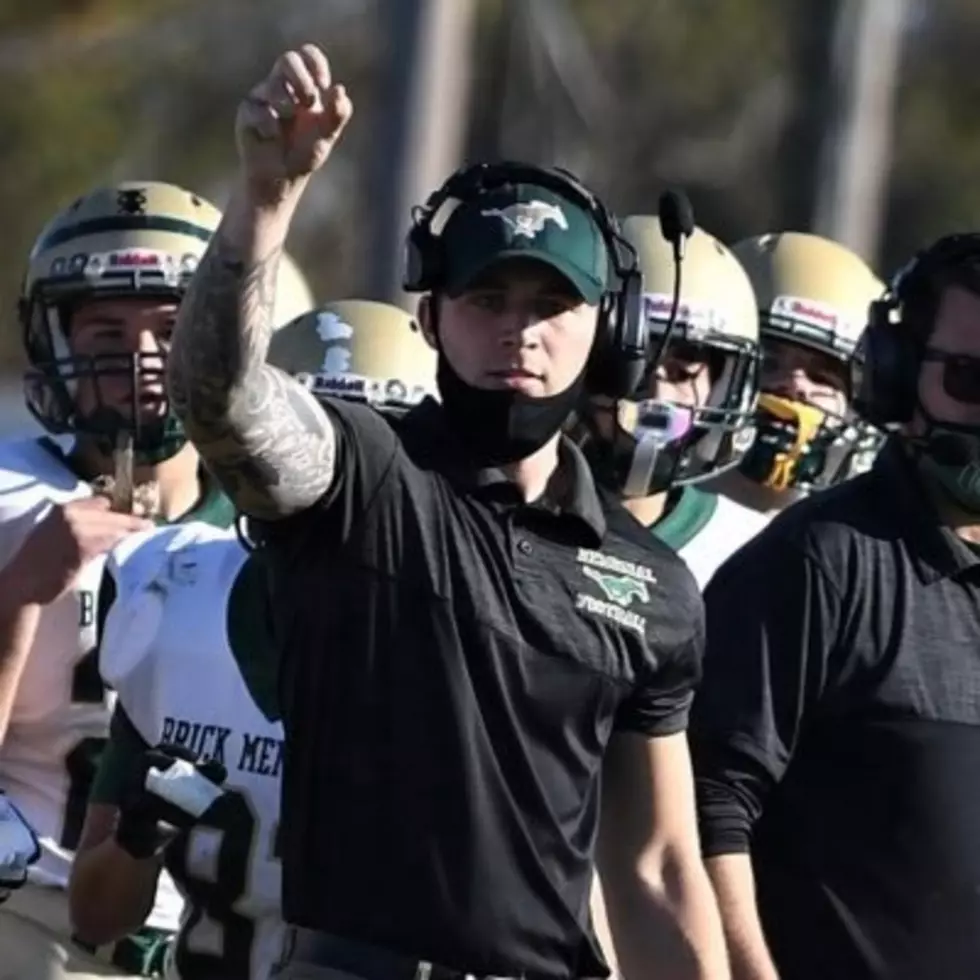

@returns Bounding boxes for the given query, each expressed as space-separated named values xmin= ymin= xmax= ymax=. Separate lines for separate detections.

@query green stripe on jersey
xmin=652 ymin=485 xmax=718 ymax=551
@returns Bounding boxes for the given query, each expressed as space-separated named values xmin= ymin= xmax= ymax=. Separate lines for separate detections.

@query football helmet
xmin=267 ymin=300 xmax=437 ymax=415
xmin=20 ymin=181 xmax=313 ymax=465
xmin=573 ymin=215 xmax=761 ymax=498
xmin=733 ymin=232 xmax=885 ymax=491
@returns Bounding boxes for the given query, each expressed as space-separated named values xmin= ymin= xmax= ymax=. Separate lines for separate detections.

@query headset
xmin=402 ymin=160 xmax=647 ymax=399
xmin=855 ymin=233 xmax=980 ymax=428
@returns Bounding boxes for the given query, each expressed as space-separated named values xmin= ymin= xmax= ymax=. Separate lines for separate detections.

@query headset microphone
xmin=659 ymin=188 xmax=695 ymax=260
xmin=652 ymin=188 xmax=695 ymax=365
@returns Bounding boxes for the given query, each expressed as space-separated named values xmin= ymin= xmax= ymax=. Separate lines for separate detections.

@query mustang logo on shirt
xmin=582 ymin=566 xmax=650 ymax=608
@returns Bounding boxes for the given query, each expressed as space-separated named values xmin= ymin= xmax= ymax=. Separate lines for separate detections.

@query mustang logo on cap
xmin=480 ymin=201 xmax=568 ymax=239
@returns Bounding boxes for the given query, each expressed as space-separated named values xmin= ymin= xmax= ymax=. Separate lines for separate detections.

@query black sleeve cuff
xmin=691 ymin=737 xmax=774 ymax=857
xmin=696 ymin=776 xmax=754 ymax=856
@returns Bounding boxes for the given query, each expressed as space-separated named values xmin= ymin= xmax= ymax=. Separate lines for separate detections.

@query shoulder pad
xmin=0 ymin=438 xmax=89 ymax=519
xmin=101 ymin=522 xmax=239 ymax=692
xmin=714 ymin=493 xmax=773 ymax=533
xmin=107 ymin=521 xmax=236 ymax=601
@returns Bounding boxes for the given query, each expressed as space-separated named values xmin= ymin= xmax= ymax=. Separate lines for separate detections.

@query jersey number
xmin=61 ymin=581 xmax=112 ymax=851
xmin=168 ymin=789 xmax=279 ymax=979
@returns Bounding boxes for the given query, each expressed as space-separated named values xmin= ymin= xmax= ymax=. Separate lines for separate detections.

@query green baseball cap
xmin=440 ymin=183 xmax=610 ymax=303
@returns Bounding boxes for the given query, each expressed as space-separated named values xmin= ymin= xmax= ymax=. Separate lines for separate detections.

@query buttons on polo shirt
xmin=517 ymin=537 xmax=533 ymax=556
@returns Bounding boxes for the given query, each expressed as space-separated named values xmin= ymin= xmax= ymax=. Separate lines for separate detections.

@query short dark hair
xmin=903 ymin=257 xmax=980 ymax=343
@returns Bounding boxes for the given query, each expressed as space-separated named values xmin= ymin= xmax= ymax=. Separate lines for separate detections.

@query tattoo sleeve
xmin=167 ymin=230 xmax=335 ymax=521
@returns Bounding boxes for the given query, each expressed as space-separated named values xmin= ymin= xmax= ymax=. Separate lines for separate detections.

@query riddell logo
xmin=643 ymin=292 xmax=724 ymax=332
xmin=108 ymin=250 xmax=166 ymax=268
xmin=786 ymin=299 xmax=838 ymax=327
xmin=644 ymin=294 xmax=673 ymax=316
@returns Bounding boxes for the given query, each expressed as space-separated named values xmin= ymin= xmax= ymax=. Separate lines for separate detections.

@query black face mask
xmin=911 ymin=409 xmax=980 ymax=514
xmin=436 ymin=354 xmax=584 ymax=467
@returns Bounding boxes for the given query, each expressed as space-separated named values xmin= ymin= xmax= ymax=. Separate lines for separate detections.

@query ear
xmin=416 ymin=294 xmax=438 ymax=351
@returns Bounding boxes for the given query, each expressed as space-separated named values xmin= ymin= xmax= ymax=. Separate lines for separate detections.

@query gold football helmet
xmin=20 ymin=181 xmax=311 ymax=464
xmin=733 ymin=232 xmax=885 ymax=491
xmin=268 ymin=300 xmax=437 ymax=414
xmin=574 ymin=215 xmax=761 ymax=497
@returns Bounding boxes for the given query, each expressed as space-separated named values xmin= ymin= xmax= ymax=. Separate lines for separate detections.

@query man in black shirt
xmin=165 ymin=43 xmax=726 ymax=980
xmin=691 ymin=232 xmax=980 ymax=980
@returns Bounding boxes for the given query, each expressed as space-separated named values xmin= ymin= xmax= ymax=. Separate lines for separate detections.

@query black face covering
xmin=437 ymin=353 xmax=584 ymax=467
xmin=912 ymin=409 xmax=980 ymax=514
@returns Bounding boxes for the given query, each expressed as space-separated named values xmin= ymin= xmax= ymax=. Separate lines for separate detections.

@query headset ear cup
xmin=586 ymin=304 xmax=607 ymax=390
xmin=854 ymin=299 xmax=918 ymax=427
xmin=585 ymin=266 xmax=647 ymax=399
xmin=403 ymin=227 xmax=425 ymax=292
xmin=585 ymin=333 xmax=616 ymax=397
xmin=896 ymin=329 xmax=922 ymax=423
xmin=585 ymin=287 xmax=647 ymax=400
xmin=403 ymin=222 xmax=440 ymax=293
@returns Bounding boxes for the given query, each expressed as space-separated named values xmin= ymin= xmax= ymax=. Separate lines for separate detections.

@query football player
xmin=0 ymin=181 xmax=313 ymax=980
xmin=68 ymin=301 xmax=438 ymax=980
xmin=572 ymin=216 xmax=767 ymax=588
xmin=705 ymin=232 xmax=885 ymax=514
xmin=572 ymin=218 xmax=765 ymax=975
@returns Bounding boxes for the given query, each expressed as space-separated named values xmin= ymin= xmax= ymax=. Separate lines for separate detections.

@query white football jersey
xmin=0 ymin=437 xmax=109 ymax=889
xmin=102 ymin=522 xmax=283 ymax=980
xmin=654 ymin=485 xmax=771 ymax=589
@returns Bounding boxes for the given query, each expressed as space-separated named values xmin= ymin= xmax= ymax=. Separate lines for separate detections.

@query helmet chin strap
xmin=109 ymin=430 xmax=135 ymax=513
xmin=622 ymin=432 xmax=662 ymax=498
xmin=617 ymin=400 xmax=695 ymax=499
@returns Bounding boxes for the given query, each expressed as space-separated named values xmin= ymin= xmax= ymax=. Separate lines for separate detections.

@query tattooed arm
xmin=167 ymin=182 xmax=335 ymax=521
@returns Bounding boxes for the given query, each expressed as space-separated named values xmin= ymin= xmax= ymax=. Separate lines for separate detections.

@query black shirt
xmin=256 ymin=398 xmax=702 ymax=979
xmin=691 ymin=440 xmax=980 ymax=980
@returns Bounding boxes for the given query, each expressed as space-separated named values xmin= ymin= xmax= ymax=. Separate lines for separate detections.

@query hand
xmin=114 ymin=745 xmax=229 ymax=860
xmin=235 ymin=43 xmax=353 ymax=195
xmin=0 ymin=792 xmax=40 ymax=902
xmin=11 ymin=497 xmax=151 ymax=607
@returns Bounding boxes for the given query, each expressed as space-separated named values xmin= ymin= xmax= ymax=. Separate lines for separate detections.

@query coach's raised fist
xmin=236 ymin=44 xmax=353 ymax=191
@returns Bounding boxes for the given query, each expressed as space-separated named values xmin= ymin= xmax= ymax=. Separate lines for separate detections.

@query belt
xmin=285 ymin=928 xmax=529 ymax=980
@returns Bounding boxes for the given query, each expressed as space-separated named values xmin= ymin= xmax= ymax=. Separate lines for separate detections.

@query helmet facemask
xmin=742 ymin=391 xmax=882 ymax=491
xmin=743 ymin=326 xmax=884 ymax=491
xmin=22 ymin=274 xmax=190 ymax=467
xmin=577 ymin=329 xmax=760 ymax=499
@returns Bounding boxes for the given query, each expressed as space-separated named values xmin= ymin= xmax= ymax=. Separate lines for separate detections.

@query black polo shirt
xmin=691 ymin=439 xmax=980 ymax=980
xmin=255 ymin=397 xmax=702 ymax=979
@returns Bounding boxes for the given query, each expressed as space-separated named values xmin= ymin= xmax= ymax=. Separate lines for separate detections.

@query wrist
xmin=219 ymin=174 xmax=307 ymax=268
xmin=113 ymin=809 xmax=168 ymax=861
xmin=235 ymin=171 xmax=309 ymax=215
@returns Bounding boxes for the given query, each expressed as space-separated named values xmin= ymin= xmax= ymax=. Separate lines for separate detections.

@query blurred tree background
xmin=0 ymin=0 xmax=976 ymax=383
